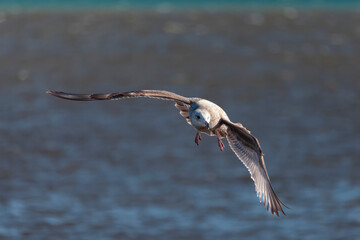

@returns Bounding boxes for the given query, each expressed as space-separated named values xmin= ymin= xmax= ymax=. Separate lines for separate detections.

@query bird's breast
xmin=195 ymin=126 xmax=209 ymax=133
xmin=195 ymin=125 xmax=227 ymax=138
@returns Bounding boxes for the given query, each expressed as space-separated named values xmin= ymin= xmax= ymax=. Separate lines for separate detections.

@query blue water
xmin=0 ymin=9 xmax=359 ymax=239
xmin=1 ymin=0 xmax=360 ymax=10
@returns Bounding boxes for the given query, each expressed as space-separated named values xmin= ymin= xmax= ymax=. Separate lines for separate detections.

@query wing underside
xmin=224 ymin=120 xmax=286 ymax=216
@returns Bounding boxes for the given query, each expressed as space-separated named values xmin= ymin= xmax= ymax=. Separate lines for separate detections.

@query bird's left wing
xmin=222 ymin=119 xmax=287 ymax=216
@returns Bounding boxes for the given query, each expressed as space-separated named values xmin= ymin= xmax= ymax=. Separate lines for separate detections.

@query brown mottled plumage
xmin=47 ymin=89 xmax=287 ymax=216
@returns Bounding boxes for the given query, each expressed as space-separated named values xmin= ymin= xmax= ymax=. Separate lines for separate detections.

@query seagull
xmin=47 ymin=89 xmax=287 ymax=216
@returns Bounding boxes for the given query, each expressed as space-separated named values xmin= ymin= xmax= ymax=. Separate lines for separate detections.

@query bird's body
xmin=190 ymin=99 xmax=230 ymax=136
xmin=47 ymin=89 xmax=287 ymax=216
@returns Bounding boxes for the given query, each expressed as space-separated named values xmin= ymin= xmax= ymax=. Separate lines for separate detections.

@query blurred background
xmin=0 ymin=0 xmax=359 ymax=239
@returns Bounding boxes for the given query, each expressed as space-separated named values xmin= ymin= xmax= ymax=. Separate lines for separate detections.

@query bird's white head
xmin=190 ymin=109 xmax=211 ymax=129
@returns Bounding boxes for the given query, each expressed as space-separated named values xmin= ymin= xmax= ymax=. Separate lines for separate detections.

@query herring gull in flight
xmin=47 ymin=89 xmax=287 ymax=216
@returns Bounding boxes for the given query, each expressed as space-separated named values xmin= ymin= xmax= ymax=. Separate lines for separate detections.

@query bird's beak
xmin=205 ymin=122 xmax=210 ymax=129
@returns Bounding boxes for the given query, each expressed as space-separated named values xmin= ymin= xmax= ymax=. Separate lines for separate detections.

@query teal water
xmin=1 ymin=0 xmax=360 ymax=10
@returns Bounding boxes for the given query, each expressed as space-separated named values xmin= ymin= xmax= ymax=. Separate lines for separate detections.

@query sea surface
xmin=0 ymin=9 xmax=359 ymax=240
xmin=1 ymin=0 xmax=360 ymax=10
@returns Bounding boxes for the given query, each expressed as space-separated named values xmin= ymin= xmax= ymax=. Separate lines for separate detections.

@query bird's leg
xmin=217 ymin=138 xmax=225 ymax=151
xmin=195 ymin=131 xmax=202 ymax=145
xmin=215 ymin=130 xmax=225 ymax=151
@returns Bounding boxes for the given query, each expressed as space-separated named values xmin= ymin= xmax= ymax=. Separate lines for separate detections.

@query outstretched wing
xmin=47 ymin=89 xmax=193 ymax=124
xmin=46 ymin=90 xmax=191 ymax=104
xmin=222 ymin=120 xmax=287 ymax=216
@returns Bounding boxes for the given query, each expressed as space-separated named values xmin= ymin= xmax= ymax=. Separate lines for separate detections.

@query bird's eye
xmin=196 ymin=115 xmax=200 ymax=120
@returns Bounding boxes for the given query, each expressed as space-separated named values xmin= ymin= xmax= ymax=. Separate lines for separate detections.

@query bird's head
xmin=190 ymin=109 xmax=210 ymax=129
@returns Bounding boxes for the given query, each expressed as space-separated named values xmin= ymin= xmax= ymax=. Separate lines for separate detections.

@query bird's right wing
xmin=222 ymin=119 xmax=287 ymax=216
xmin=46 ymin=89 xmax=191 ymax=104
xmin=47 ymin=89 xmax=194 ymax=124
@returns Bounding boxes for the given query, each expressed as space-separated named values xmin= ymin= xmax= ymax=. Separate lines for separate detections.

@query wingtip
xmin=46 ymin=90 xmax=57 ymax=96
xmin=265 ymin=194 xmax=287 ymax=217
xmin=278 ymin=208 xmax=286 ymax=217
xmin=272 ymin=202 xmax=287 ymax=217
